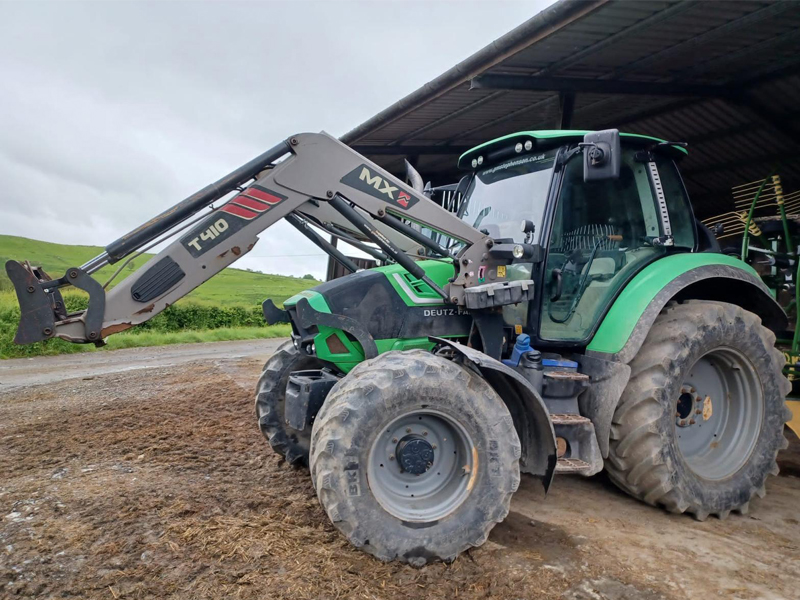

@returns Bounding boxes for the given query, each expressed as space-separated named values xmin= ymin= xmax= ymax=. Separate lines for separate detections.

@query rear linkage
xmin=6 ymin=132 xmax=535 ymax=347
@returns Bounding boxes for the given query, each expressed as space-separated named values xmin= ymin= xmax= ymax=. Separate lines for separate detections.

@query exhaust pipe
xmin=405 ymin=159 xmax=424 ymax=193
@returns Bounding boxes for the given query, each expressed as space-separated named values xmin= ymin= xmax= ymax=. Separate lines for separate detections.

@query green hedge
xmin=0 ymin=291 xmax=275 ymax=359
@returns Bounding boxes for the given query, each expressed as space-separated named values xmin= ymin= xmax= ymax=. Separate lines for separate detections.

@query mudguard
xmin=430 ymin=337 xmax=558 ymax=492
xmin=583 ymin=255 xmax=788 ymax=458
xmin=587 ymin=255 xmax=787 ymax=364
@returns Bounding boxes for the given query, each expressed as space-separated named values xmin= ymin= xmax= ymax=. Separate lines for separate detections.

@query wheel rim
xmin=367 ymin=410 xmax=476 ymax=522
xmin=675 ymin=347 xmax=764 ymax=480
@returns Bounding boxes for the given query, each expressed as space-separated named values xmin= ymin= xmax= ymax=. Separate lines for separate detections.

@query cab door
xmin=538 ymin=148 xmax=695 ymax=343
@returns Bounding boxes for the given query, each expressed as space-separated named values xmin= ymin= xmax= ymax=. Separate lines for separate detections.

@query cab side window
xmin=539 ymin=149 xmax=667 ymax=342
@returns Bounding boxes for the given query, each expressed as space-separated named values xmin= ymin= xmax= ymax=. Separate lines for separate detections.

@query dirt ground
xmin=1 ymin=341 xmax=799 ymax=599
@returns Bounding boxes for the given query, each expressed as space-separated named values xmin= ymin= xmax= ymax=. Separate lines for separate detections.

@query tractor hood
xmin=282 ymin=261 xmax=471 ymax=372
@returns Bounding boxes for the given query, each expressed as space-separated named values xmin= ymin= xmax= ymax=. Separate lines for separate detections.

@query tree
xmin=302 ymin=274 xmax=316 ymax=280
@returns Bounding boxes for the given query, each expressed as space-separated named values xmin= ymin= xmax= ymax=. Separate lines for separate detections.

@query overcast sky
xmin=0 ymin=0 xmax=552 ymax=279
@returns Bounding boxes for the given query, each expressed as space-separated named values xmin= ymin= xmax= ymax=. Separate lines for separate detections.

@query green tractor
xmin=256 ymin=131 xmax=791 ymax=563
xmin=8 ymin=129 xmax=791 ymax=566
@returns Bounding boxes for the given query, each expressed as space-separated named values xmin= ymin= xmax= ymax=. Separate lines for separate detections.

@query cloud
xmin=0 ymin=0 xmax=550 ymax=280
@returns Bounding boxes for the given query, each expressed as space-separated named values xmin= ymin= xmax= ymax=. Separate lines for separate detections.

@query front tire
xmin=606 ymin=301 xmax=791 ymax=519
xmin=310 ymin=350 xmax=521 ymax=565
xmin=255 ymin=341 xmax=325 ymax=467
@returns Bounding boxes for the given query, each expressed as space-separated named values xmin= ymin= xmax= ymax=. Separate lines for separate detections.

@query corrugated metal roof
xmin=343 ymin=0 xmax=800 ymax=218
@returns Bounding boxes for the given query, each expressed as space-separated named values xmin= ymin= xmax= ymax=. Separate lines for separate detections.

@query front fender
xmin=587 ymin=253 xmax=787 ymax=364
xmin=430 ymin=337 xmax=558 ymax=492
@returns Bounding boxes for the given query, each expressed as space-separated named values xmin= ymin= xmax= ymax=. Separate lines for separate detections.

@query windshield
xmin=460 ymin=149 xmax=557 ymax=243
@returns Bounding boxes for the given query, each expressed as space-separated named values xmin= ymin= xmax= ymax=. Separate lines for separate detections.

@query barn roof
xmin=341 ymin=0 xmax=800 ymax=218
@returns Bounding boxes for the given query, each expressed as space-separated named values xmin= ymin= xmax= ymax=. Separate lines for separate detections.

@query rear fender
xmin=430 ymin=337 xmax=557 ymax=492
xmin=585 ymin=257 xmax=787 ymax=458
xmin=587 ymin=256 xmax=787 ymax=364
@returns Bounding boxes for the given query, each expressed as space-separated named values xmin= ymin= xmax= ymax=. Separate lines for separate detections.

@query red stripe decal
xmin=231 ymin=195 xmax=270 ymax=212
xmin=221 ymin=204 xmax=259 ymax=220
xmin=245 ymin=187 xmax=283 ymax=205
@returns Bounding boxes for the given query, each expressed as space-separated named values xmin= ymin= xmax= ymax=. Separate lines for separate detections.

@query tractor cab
xmin=457 ymin=130 xmax=696 ymax=347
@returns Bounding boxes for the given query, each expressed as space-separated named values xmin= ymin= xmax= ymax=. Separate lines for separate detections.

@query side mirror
xmin=582 ymin=129 xmax=621 ymax=182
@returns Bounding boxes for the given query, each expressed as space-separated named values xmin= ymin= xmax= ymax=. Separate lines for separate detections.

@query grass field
xmin=0 ymin=235 xmax=312 ymax=358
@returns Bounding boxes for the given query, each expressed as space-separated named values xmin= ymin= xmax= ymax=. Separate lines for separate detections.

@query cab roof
xmin=458 ymin=130 xmax=688 ymax=170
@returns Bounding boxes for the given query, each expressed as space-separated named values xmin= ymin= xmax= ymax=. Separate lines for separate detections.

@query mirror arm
xmin=557 ymin=146 xmax=583 ymax=167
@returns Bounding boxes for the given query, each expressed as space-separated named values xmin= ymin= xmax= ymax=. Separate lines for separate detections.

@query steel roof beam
xmin=559 ymin=92 xmax=575 ymax=129
xmin=470 ymin=74 xmax=733 ymax=97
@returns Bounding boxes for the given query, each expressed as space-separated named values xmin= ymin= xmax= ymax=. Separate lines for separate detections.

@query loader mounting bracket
xmin=67 ymin=267 xmax=106 ymax=343
xmin=294 ymin=297 xmax=379 ymax=359
xmin=262 ymin=298 xmax=290 ymax=325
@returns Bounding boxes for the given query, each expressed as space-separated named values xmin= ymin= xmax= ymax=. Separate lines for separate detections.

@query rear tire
xmin=255 ymin=341 xmax=325 ymax=467
xmin=310 ymin=350 xmax=521 ymax=565
xmin=606 ymin=301 xmax=791 ymax=519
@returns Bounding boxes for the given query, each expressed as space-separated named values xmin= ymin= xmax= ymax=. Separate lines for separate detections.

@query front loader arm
xmin=8 ymin=132 xmax=522 ymax=346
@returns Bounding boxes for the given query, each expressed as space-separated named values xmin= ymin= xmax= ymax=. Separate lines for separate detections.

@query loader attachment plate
xmin=5 ymin=260 xmax=57 ymax=345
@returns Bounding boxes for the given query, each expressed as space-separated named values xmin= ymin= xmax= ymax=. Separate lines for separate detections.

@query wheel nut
xmin=679 ymin=419 xmax=687 ymax=426
xmin=406 ymin=428 xmax=412 ymax=433
xmin=432 ymin=444 xmax=437 ymax=449
xmin=689 ymin=419 xmax=696 ymax=425
xmin=392 ymin=438 xmax=398 ymax=443
xmin=389 ymin=454 xmax=395 ymax=461
xmin=422 ymin=431 xmax=427 ymax=436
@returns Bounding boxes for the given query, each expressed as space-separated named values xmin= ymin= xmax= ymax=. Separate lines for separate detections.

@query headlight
xmin=524 ymin=140 xmax=533 ymax=151
xmin=477 ymin=155 xmax=484 ymax=165
xmin=514 ymin=143 xmax=523 ymax=153
xmin=512 ymin=244 xmax=525 ymax=259
xmin=471 ymin=158 xmax=478 ymax=168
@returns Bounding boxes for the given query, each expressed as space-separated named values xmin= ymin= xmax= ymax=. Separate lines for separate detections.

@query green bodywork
xmin=283 ymin=130 xmax=772 ymax=373
xmin=587 ymin=253 xmax=760 ymax=355
xmin=380 ymin=261 xmax=454 ymax=306
xmin=284 ymin=261 xmax=460 ymax=373
xmin=287 ymin=252 xmax=762 ymax=371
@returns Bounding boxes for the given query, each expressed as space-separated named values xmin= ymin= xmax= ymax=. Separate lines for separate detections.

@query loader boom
xmin=6 ymin=132 xmax=527 ymax=346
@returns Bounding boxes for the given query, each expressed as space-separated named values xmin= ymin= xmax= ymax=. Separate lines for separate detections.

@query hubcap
xmin=367 ymin=410 xmax=475 ymax=522
xmin=675 ymin=347 xmax=764 ymax=480
xmin=396 ymin=436 xmax=435 ymax=475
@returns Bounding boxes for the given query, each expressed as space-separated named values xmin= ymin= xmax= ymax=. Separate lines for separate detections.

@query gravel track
xmin=1 ymin=340 xmax=798 ymax=599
